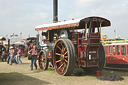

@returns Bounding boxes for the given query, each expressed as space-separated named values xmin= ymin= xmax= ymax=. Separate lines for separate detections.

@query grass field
xmin=0 ymin=57 xmax=128 ymax=85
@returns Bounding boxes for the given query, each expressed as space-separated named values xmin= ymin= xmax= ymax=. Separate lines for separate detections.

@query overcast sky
xmin=0 ymin=0 xmax=128 ymax=39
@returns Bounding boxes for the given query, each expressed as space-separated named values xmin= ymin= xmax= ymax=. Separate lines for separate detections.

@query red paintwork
xmin=104 ymin=43 xmax=128 ymax=65
xmin=72 ymin=32 xmax=100 ymax=67
xmin=81 ymin=60 xmax=86 ymax=67
xmin=82 ymin=39 xmax=88 ymax=44
xmin=35 ymin=23 xmax=79 ymax=31
xmin=89 ymin=38 xmax=100 ymax=44
xmin=47 ymin=51 xmax=52 ymax=58
xmin=96 ymin=71 xmax=101 ymax=77
xmin=43 ymin=39 xmax=49 ymax=43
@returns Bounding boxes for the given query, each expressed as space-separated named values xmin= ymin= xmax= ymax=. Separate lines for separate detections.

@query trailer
xmin=35 ymin=16 xmax=111 ymax=76
xmin=104 ymin=43 xmax=128 ymax=69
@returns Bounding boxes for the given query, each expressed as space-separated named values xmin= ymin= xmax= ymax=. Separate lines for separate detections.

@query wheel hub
xmin=60 ymin=55 xmax=65 ymax=60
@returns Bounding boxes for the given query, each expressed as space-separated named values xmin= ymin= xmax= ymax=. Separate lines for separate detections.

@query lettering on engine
xmin=89 ymin=51 xmax=97 ymax=54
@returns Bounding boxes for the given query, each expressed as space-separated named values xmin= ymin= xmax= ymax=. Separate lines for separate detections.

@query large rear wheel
xmin=83 ymin=44 xmax=105 ymax=73
xmin=98 ymin=44 xmax=105 ymax=71
xmin=53 ymin=39 xmax=75 ymax=76
xmin=38 ymin=50 xmax=49 ymax=70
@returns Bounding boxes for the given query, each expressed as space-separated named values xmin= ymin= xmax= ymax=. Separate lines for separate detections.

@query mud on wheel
xmin=38 ymin=50 xmax=49 ymax=70
xmin=53 ymin=39 xmax=75 ymax=76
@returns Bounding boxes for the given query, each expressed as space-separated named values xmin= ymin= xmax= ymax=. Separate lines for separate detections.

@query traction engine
xmin=35 ymin=17 xmax=111 ymax=76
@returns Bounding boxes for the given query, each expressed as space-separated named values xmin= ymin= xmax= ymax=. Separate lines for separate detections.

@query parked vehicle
xmin=104 ymin=43 xmax=128 ymax=68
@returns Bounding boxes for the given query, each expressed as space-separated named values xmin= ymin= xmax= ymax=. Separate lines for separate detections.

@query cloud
xmin=8 ymin=11 xmax=50 ymax=38
xmin=39 ymin=12 xmax=49 ymax=20
xmin=0 ymin=0 xmax=128 ymax=39
xmin=62 ymin=0 xmax=128 ymax=39
xmin=0 ymin=0 xmax=52 ymax=38
xmin=75 ymin=0 xmax=102 ymax=7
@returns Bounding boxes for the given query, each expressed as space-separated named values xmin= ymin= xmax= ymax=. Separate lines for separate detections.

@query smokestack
xmin=53 ymin=0 xmax=58 ymax=23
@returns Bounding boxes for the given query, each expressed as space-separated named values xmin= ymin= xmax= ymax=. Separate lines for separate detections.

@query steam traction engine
xmin=35 ymin=17 xmax=111 ymax=76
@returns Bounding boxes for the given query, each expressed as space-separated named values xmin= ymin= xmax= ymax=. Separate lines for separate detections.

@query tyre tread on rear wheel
xmin=98 ymin=44 xmax=105 ymax=71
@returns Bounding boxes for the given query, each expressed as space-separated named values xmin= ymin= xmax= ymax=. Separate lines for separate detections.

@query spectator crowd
xmin=7 ymin=46 xmax=22 ymax=65
xmin=0 ymin=44 xmax=38 ymax=71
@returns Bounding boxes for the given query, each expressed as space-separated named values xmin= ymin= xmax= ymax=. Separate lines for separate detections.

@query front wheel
xmin=38 ymin=50 xmax=49 ymax=70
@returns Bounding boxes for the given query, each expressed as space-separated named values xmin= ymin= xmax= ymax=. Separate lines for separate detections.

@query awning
xmin=14 ymin=41 xmax=25 ymax=45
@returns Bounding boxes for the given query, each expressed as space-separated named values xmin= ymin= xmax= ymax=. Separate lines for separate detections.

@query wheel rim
xmin=39 ymin=51 xmax=47 ymax=70
xmin=54 ymin=41 xmax=69 ymax=75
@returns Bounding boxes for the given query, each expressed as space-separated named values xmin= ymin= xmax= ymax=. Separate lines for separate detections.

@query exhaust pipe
xmin=53 ymin=0 xmax=58 ymax=23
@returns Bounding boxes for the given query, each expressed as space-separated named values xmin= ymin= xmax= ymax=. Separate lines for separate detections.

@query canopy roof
xmin=35 ymin=16 xmax=111 ymax=31
xmin=0 ymin=37 xmax=6 ymax=41
xmin=14 ymin=41 xmax=25 ymax=45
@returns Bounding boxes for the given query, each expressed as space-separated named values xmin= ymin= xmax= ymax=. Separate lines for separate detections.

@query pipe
xmin=8 ymin=39 xmax=10 ymax=53
xmin=36 ymin=34 xmax=39 ymax=46
xmin=53 ymin=0 xmax=58 ymax=23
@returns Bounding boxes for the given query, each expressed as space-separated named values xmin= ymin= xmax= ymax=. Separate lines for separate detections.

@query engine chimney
xmin=53 ymin=0 xmax=58 ymax=23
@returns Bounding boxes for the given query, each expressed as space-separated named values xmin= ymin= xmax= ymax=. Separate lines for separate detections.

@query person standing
xmin=7 ymin=48 xmax=11 ymax=64
xmin=10 ymin=46 xmax=15 ymax=65
xmin=14 ymin=47 xmax=18 ymax=63
xmin=0 ymin=46 xmax=2 ymax=59
xmin=28 ymin=45 xmax=37 ymax=70
xmin=1 ymin=46 xmax=7 ymax=61
xmin=17 ymin=47 xmax=22 ymax=64
xmin=10 ymin=46 xmax=17 ymax=65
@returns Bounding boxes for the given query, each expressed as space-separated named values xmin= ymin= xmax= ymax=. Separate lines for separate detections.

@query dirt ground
xmin=0 ymin=57 xmax=128 ymax=85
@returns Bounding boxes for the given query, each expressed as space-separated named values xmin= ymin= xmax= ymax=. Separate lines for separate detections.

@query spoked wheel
xmin=83 ymin=44 xmax=105 ymax=74
xmin=53 ymin=39 xmax=75 ymax=76
xmin=38 ymin=50 xmax=49 ymax=70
